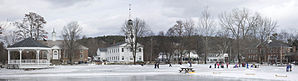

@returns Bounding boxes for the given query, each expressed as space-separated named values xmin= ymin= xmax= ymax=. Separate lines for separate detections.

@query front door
xmin=53 ymin=50 xmax=59 ymax=59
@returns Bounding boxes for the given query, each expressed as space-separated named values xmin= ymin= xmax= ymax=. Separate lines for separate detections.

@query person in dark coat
xmin=154 ymin=63 xmax=157 ymax=69
xmin=179 ymin=61 xmax=182 ymax=65
xmin=286 ymin=64 xmax=290 ymax=72
xmin=290 ymin=64 xmax=292 ymax=72
xmin=157 ymin=62 xmax=160 ymax=69
xmin=188 ymin=61 xmax=192 ymax=67
xmin=214 ymin=62 xmax=217 ymax=68
xmin=226 ymin=62 xmax=229 ymax=68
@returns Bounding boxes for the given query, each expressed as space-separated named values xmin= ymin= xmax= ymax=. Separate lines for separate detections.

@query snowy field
xmin=0 ymin=64 xmax=296 ymax=81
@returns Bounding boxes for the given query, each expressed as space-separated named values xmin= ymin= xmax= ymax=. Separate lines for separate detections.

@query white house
xmin=94 ymin=48 xmax=107 ymax=61
xmin=97 ymin=42 xmax=143 ymax=63
xmin=206 ymin=53 xmax=228 ymax=63
xmin=157 ymin=50 xmax=199 ymax=62
xmin=96 ymin=19 xmax=144 ymax=63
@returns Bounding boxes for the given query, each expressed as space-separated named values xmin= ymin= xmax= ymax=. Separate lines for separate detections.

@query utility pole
xmin=280 ymin=46 xmax=283 ymax=65
xmin=150 ymin=37 xmax=153 ymax=63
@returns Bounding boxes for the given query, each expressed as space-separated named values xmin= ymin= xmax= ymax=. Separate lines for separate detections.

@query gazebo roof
xmin=8 ymin=38 xmax=49 ymax=48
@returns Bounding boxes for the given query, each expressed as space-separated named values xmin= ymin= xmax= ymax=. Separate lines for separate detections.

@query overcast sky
xmin=1 ymin=0 xmax=298 ymax=39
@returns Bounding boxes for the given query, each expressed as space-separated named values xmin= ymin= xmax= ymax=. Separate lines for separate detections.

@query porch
xmin=8 ymin=59 xmax=51 ymax=69
xmin=7 ymin=38 xmax=52 ymax=69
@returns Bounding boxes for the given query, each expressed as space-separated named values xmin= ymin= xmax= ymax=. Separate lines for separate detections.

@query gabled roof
xmin=38 ymin=40 xmax=88 ymax=49
xmin=38 ymin=40 xmax=63 ymax=48
xmin=256 ymin=39 xmax=289 ymax=48
xmin=8 ymin=38 xmax=49 ymax=48
xmin=107 ymin=42 xmax=143 ymax=48
xmin=109 ymin=42 xmax=126 ymax=47
xmin=98 ymin=48 xmax=107 ymax=52
xmin=267 ymin=40 xmax=289 ymax=47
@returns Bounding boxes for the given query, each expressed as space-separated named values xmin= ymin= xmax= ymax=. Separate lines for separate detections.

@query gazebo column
xmin=7 ymin=50 xmax=10 ymax=64
xmin=19 ymin=49 xmax=22 ymax=65
xmin=36 ymin=50 xmax=40 ymax=65
xmin=47 ymin=50 xmax=51 ymax=63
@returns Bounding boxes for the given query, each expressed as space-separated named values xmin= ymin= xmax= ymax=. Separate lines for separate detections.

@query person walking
xmin=217 ymin=62 xmax=220 ymax=68
xmin=286 ymin=63 xmax=290 ymax=72
xmin=157 ymin=62 xmax=160 ymax=69
xmin=188 ymin=61 xmax=192 ymax=67
xmin=288 ymin=63 xmax=292 ymax=72
xmin=154 ymin=63 xmax=157 ymax=69
xmin=226 ymin=62 xmax=229 ymax=68
xmin=246 ymin=63 xmax=249 ymax=69
xmin=221 ymin=63 xmax=224 ymax=68
xmin=169 ymin=63 xmax=172 ymax=67
xmin=214 ymin=62 xmax=217 ymax=68
xmin=290 ymin=63 xmax=292 ymax=72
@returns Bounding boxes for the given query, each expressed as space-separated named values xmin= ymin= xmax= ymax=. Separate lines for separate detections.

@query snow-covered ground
xmin=0 ymin=64 xmax=296 ymax=81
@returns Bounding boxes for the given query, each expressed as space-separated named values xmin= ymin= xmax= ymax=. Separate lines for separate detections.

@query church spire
xmin=125 ymin=1 xmax=134 ymax=43
xmin=129 ymin=3 xmax=132 ymax=20
xmin=52 ymin=28 xmax=56 ymax=41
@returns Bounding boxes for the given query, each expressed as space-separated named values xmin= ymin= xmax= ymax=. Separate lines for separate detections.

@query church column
xmin=47 ymin=50 xmax=51 ymax=63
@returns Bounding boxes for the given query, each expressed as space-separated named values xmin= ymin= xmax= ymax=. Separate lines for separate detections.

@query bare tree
xmin=166 ymin=19 xmax=196 ymax=63
xmin=166 ymin=21 xmax=184 ymax=63
xmin=183 ymin=19 xmax=196 ymax=62
xmin=216 ymin=29 xmax=232 ymax=62
xmin=219 ymin=8 xmax=256 ymax=63
xmin=14 ymin=12 xmax=47 ymax=41
xmin=0 ymin=21 xmax=18 ymax=46
xmin=62 ymin=21 xmax=82 ymax=65
xmin=13 ymin=20 xmax=29 ymax=41
xmin=254 ymin=14 xmax=277 ymax=63
xmin=198 ymin=8 xmax=216 ymax=64
xmin=122 ymin=18 xmax=151 ymax=64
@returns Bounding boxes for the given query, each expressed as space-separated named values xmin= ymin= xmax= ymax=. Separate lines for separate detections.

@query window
xmin=122 ymin=56 xmax=124 ymax=60
xmin=130 ymin=56 xmax=133 ymax=60
xmin=42 ymin=51 xmax=47 ymax=58
xmin=122 ymin=48 xmax=124 ymax=52
xmin=63 ymin=51 xmax=67 ymax=58
xmin=139 ymin=48 xmax=142 ymax=52
xmin=80 ymin=50 xmax=83 ymax=53
xmin=138 ymin=56 xmax=142 ymax=61
xmin=80 ymin=54 xmax=83 ymax=58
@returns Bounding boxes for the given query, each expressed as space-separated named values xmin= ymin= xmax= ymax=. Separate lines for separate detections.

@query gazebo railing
xmin=8 ymin=59 xmax=50 ymax=64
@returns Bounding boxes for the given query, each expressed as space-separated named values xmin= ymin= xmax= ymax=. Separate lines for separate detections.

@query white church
xmin=96 ymin=19 xmax=144 ymax=63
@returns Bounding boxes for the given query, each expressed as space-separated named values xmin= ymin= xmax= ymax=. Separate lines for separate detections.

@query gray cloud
xmin=46 ymin=0 xmax=87 ymax=8
xmin=0 ymin=0 xmax=297 ymax=38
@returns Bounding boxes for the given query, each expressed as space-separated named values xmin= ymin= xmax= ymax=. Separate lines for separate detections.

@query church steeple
xmin=52 ymin=28 xmax=56 ymax=41
xmin=125 ymin=2 xmax=135 ymax=43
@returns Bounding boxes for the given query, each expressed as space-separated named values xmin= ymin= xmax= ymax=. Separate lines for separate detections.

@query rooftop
xmin=8 ymin=38 xmax=49 ymax=48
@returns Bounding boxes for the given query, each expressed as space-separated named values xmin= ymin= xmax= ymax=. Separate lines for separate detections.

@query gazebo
xmin=7 ymin=38 xmax=51 ymax=69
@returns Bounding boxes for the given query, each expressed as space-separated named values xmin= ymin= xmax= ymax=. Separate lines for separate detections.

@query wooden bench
xmin=179 ymin=67 xmax=195 ymax=73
